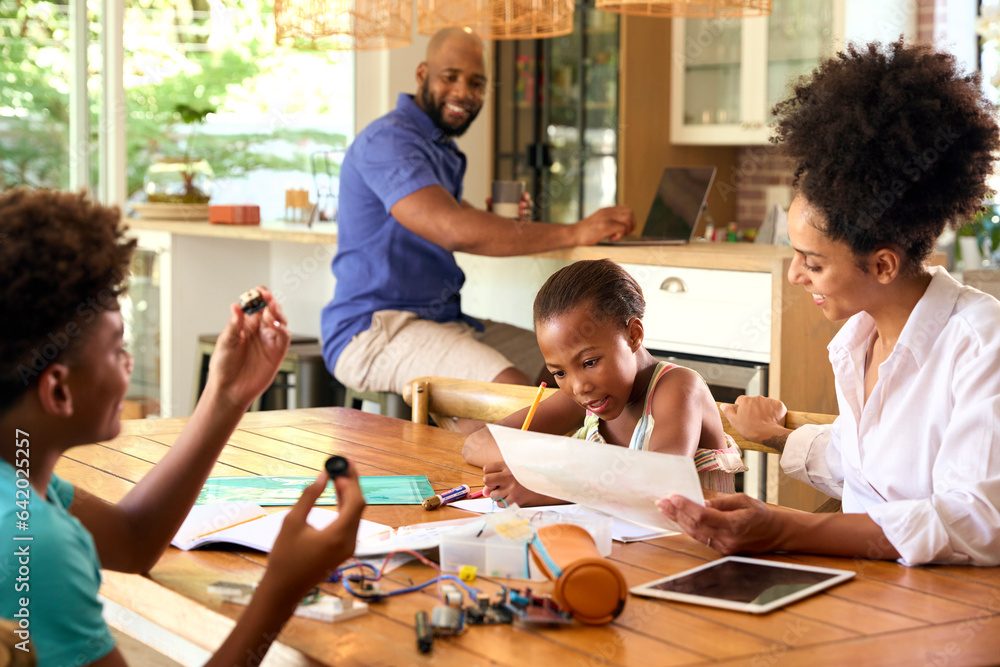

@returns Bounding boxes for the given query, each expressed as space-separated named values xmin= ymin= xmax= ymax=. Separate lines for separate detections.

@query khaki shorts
xmin=333 ymin=310 xmax=545 ymax=395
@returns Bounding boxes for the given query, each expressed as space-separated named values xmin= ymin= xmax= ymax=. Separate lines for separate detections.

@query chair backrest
xmin=404 ymin=376 xmax=559 ymax=425
xmin=718 ymin=403 xmax=837 ymax=455
xmin=403 ymin=377 xmax=837 ymax=447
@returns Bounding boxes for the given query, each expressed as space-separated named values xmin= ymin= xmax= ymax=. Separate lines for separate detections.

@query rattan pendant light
xmin=417 ymin=0 xmax=575 ymax=40
xmin=595 ymin=0 xmax=771 ymax=18
xmin=275 ymin=0 xmax=413 ymax=50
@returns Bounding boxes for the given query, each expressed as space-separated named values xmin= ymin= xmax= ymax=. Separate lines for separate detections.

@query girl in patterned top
xmin=463 ymin=259 xmax=746 ymax=505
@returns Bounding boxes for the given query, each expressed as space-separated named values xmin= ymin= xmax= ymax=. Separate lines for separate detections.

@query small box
xmin=209 ymin=204 xmax=260 ymax=225
xmin=438 ymin=509 xmax=613 ymax=580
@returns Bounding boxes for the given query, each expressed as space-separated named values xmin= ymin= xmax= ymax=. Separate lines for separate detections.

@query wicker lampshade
xmin=275 ymin=0 xmax=413 ymax=50
xmin=595 ymin=0 xmax=771 ymax=18
xmin=417 ymin=0 xmax=575 ymax=40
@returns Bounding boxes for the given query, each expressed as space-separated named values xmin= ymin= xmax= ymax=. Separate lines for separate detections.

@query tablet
xmin=630 ymin=556 xmax=855 ymax=614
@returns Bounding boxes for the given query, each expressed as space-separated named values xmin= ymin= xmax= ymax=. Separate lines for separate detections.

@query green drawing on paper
xmin=195 ymin=475 xmax=434 ymax=506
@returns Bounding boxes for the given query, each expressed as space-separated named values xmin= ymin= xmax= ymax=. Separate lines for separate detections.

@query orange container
xmin=209 ymin=205 xmax=260 ymax=225
xmin=529 ymin=524 xmax=628 ymax=625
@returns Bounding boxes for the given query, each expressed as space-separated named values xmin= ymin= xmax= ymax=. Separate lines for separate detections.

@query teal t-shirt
xmin=0 ymin=460 xmax=115 ymax=666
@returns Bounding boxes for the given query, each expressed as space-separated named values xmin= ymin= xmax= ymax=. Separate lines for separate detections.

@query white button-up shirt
xmin=782 ymin=267 xmax=1000 ymax=565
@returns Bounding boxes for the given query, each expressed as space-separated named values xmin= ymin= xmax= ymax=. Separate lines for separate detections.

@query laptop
xmin=601 ymin=166 xmax=716 ymax=246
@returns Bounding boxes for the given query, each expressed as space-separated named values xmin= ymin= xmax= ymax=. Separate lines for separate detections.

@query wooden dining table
xmin=59 ymin=407 xmax=1000 ymax=667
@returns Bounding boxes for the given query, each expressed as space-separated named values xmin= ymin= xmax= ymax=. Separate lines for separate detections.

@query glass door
xmin=765 ymin=0 xmax=836 ymax=116
xmin=493 ymin=0 xmax=619 ymax=223
xmin=681 ymin=18 xmax=744 ymax=130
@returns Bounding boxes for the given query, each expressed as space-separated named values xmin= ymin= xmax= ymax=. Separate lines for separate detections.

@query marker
xmin=467 ymin=488 xmax=485 ymax=500
xmin=422 ymin=484 xmax=471 ymax=510
xmin=325 ymin=455 xmax=349 ymax=479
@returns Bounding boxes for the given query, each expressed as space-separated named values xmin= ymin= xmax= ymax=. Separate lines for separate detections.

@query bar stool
xmin=193 ymin=333 xmax=343 ymax=411
xmin=343 ymin=387 xmax=411 ymax=420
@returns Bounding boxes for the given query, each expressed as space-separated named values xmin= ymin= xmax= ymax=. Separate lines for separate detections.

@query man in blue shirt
xmin=322 ymin=28 xmax=635 ymax=406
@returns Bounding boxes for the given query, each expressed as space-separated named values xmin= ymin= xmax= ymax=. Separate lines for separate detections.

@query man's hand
xmin=720 ymin=395 xmax=791 ymax=446
xmin=206 ymin=286 xmax=291 ymax=410
xmin=571 ymin=205 xmax=636 ymax=245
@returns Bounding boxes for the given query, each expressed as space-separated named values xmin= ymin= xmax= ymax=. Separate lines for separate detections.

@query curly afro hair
xmin=0 ymin=188 xmax=136 ymax=412
xmin=773 ymin=39 xmax=1000 ymax=269
xmin=533 ymin=259 xmax=644 ymax=329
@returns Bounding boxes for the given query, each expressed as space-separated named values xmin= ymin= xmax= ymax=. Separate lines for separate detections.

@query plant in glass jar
xmin=145 ymin=103 xmax=216 ymax=205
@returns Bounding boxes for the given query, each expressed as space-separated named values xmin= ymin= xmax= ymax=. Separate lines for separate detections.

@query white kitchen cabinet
xmin=670 ymin=0 xmax=916 ymax=145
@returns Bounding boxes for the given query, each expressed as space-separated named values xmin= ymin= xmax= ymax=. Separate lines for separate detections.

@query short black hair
xmin=533 ymin=259 xmax=644 ymax=328
xmin=0 ymin=188 xmax=136 ymax=413
xmin=773 ymin=39 xmax=1000 ymax=268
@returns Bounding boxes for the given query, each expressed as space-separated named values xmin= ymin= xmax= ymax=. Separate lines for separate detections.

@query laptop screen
xmin=639 ymin=166 xmax=717 ymax=241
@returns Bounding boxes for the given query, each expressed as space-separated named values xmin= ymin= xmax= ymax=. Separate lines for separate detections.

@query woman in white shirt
xmin=658 ymin=39 xmax=1000 ymax=566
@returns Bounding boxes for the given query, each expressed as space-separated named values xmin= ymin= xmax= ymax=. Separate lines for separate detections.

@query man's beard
xmin=419 ymin=80 xmax=480 ymax=138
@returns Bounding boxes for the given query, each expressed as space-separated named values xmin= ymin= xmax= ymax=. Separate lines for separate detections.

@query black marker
xmin=415 ymin=610 xmax=432 ymax=654
xmin=325 ymin=455 xmax=349 ymax=479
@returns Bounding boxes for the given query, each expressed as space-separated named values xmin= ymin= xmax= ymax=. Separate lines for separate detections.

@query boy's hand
xmin=207 ymin=286 xmax=291 ymax=410
xmin=260 ymin=462 xmax=366 ymax=605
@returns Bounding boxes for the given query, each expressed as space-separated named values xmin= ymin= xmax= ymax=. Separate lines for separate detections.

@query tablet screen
xmin=631 ymin=557 xmax=855 ymax=613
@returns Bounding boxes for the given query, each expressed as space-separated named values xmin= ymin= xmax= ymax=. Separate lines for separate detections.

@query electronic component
xmin=504 ymin=587 xmax=573 ymax=626
xmin=239 ymin=288 xmax=266 ymax=315
xmin=208 ymin=581 xmax=368 ymax=622
xmin=415 ymin=610 xmax=432 ymax=654
xmin=325 ymin=455 xmax=349 ymax=479
xmin=431 ymin=605 xmax=463 ymax=636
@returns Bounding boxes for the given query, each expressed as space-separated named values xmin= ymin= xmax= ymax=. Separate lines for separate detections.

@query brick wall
xmin=732 ymin=0 xmax=951 ymax=230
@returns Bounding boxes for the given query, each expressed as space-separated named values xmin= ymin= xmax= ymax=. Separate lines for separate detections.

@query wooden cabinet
xmin=669 ymin=0 xmax=917 ymax=145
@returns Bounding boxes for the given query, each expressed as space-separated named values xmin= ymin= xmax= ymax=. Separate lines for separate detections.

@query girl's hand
xmin=656 ymin=493 xmax=785 ymax=554
xmin=483 ymin=460 xmax=546 ymax=507
xmin=259 ymin=463 xmax=366 ymax=605
xmin=206 ymin=286 xmax=291 ymax=410
xmin=720 ymin=395 xmax=790 ymax=445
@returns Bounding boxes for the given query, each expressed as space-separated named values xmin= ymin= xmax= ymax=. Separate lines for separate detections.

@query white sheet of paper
xmin=172 ymin=504 xmax=389 ymax=553
xmin=488 ymin=424 xmax=704 ymax=534
xmin=448 ymin=498 xmax=677 ymax=542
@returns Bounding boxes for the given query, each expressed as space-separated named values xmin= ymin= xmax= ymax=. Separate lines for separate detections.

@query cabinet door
xmin=670 ymin=0 xmax=836 ymax=146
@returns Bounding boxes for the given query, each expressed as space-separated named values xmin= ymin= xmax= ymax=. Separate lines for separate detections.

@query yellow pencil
xmin=521 ymin=382 xmax=547 ymax=430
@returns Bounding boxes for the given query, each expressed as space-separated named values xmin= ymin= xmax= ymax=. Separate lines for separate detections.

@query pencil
xmin=521 ymin=382 xmax=547 ymax=430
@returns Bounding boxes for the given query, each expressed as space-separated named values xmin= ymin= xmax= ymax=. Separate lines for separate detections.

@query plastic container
xmin=438 ymin=508 xmax=613 ymax=580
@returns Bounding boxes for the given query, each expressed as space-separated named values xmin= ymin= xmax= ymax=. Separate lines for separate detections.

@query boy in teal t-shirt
xmin=0 ymin=189 xmax=366 ymax=666
xmin=0 ymin=468 xmax=114 ymax=664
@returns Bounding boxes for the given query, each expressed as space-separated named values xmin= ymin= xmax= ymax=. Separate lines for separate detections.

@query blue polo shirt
xmin=321 ymin=93 xmax=483 ymax=372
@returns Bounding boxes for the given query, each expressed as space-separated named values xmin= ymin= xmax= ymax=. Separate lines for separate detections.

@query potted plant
xmin=136 ymin=103 xmax=216 ymax=220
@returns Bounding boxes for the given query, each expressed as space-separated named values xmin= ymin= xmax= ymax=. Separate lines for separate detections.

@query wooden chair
xmin=403 ymin=376 xmax=559 ymax=426
xmin=403 ymin=376 xmax=841 ymax=512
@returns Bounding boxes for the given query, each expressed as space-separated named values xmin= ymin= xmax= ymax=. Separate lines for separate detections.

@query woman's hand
xmin=720 ymin=395 xmax=791 ymax=446
xmin=206 ymin=286 xmax=291 ymax=410
xmin=259 ymin=463 xmax=366 ymax=606
xmin=656 ymin=493 xmax=785 ymax=554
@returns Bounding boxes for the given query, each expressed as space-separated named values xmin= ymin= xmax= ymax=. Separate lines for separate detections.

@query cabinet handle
xmin=659 ymin=277 xmax=687 ymax=293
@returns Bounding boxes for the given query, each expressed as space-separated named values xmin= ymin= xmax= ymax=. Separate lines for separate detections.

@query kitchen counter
xmin=125 ymin=217 xmax=794 ymax=271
